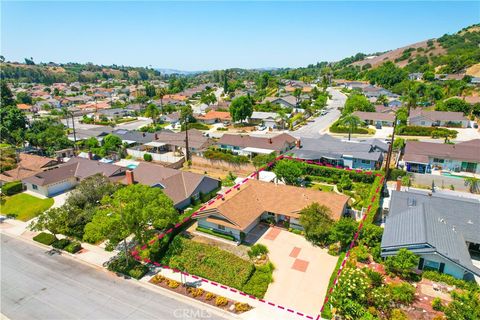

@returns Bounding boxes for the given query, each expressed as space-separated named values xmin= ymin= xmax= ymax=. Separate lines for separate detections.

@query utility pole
xmin=71 ymin=111 xmax=78 ymax=154
xmin=384 ymin=116 xmax=398 ymax=180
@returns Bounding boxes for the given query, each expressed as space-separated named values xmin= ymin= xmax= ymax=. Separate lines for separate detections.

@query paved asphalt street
xmin=0 ymin=234 xmax=230 ymax=320
xmin=291 ymin=87 xmax=346 ymax=139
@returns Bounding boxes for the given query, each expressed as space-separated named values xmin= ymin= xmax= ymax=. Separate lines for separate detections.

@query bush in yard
xmin=215 ymin=296 xmax=228 ymax=307
xmin=384 ymin=248 xmax=419 ymax=279
xmin=431 ymin=297 xmax=444 ymax=311
xmin=388 ymin=282 xmax=416 ymax=305
xmin=205 ymin=292 xmax=216 ymax=301
xmin=167 ymin=280 xmax=180 ymax=288
xmin=364 ymin=268 xmax=384 ymax=287
xmin=187 ymin=287 xmax=204 ymax=298
xmin=338 ymin=174 xmax=353 ymax=191
xmin=33 ymin=232 xmax=57 ymax=245
xmin=368 ymin=285 xmax=391 ymax=311
xmin=329 ymin=218 xmax=358 ymax=249
xmin=330 ymin=267 xmax=370 ymax=318
xmin=247 ymin=244 xmax=269 ymax=259
xmin=64 ymin=241 xmax=82 ymax=254
xmin=242 ymin=262 xmax=274 ymax=299
xmin=390 ymin=309 xmax=408 ymax=320
xmin=107 ymin=255 xmax=149 ymax=280
xmin=234 ymin=302 xmax=252 ymax=313
xmin=422 ymin=270 xmax=480 ymax=292
xmin=1 ymin=181 xmax=23 ymax=196
xmin=52 ymin=238 xmax=71 ymax=249
xmin=143 ymin=153 xmax=153 ymax=162
xmin=351 ymin=244 xmax=370 ymax=263
xmin=443 ymin=290 xmax=480 ymax=320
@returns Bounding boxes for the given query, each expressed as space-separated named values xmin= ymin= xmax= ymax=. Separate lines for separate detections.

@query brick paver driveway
xmin=258 ymin=227 xmax=338 ymax=316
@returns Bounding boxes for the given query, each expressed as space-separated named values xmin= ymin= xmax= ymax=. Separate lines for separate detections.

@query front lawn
xmin=0 ymin=193 xmax=54 ymax=221
xmin=161 ymin=236 xmax=274 ymax=298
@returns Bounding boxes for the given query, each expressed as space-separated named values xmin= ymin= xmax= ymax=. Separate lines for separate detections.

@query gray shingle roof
xmin=382 ymin=191 xmax=480 ymax=276
xmin=291 ymin=134 xmax=383 ymax=161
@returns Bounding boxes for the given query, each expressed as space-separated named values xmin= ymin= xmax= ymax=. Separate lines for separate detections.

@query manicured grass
xmin=0 ymin=193 xmax=54 ymax=221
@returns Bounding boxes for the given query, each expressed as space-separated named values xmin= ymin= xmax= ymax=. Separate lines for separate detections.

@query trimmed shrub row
xmin=107 ymin=255 xmax=149 ymax=280
xmin=397 ymin=125 xmax=457 ymax=138
xmin=330 ymin=120 xmax=370 ymax=134
xmin=2 ymin=181 xmax=23 ymax=196
xmin=196 ymin=226 xmax=236 ymax=241
xmin=33 ymin=232 xmax=82 ymax=253
xmin=33 ymin=232 xmax=57 ymax=245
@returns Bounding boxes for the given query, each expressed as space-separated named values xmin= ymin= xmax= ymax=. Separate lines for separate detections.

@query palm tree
xmin=340 ymin=114 xmax=361 ymax=141
xmin=293 ymin=88 xmax=302 ymax=106
xmin=157 ymin=87 xmax=167 ymax=113
xmin=180 ymin=105 xmax=193 ymax=163
xmin=464 ymin=177 xmax=479 ymax=194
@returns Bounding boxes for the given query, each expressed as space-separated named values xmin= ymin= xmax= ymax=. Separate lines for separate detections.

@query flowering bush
xmin=330 ymin=267 xmax=370 ymax=316
xmin=215 ymin=296 xmax=228 ymax=307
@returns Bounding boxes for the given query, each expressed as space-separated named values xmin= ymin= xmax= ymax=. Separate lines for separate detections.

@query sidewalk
xmin=0 ymin=218 xmax=115 ymax=269
xmin=142 ymin=267 xmax=317 ymax=320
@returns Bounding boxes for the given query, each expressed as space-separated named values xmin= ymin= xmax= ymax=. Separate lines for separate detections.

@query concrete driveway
xmin=258 ymin=227 xmax=338 ymax=316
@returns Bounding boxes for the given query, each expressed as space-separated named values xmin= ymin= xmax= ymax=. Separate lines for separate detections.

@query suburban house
xmin=194 ymin=179 xmax=349 ymax=242
xmin=290 ymin=134 xmax=384 ymax=170
xmin=0 ymin=154 xmax=59 ymax=185
xmin=381 ymin=190 xmax=480 ymax=281
xmin=352 ymin=111 xmax=395 ymax=127
xmin=122 ymin=162 xmax=220 ymax=209
xmin=263 ymin=95 xmax=297 ymax=109
xmin=111 ymin=129 xmax=160 ymax=147
xmin=403 ymin=139 xmax=480 ymax=174
xmin=160 ymin=112 xmax=181 ymax=125
xmin=217 ymin=133 xmax=297 ymax=156
xmin=408 ymin=110 xmax=469 ymax=128
xmin=96 ymin=108 xmax=132 ymax=120
xmin=408 ymin=72 xmax=423 ymax=81
xmin=68 ymin=126 xmax=114 ymax=141
xmin=127 ymin=129 xmax=212 ymax=165
xmin=195 ymin=111 xmax=231 ymax=124
xmin=22 ymin=157 xmax=126 ymax=197
xmin=250 ymin=112 xmax=284 ymax=129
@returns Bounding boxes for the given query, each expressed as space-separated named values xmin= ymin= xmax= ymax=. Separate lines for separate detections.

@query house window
xmin=32 ymin=184 xmax=38 ymax=190
xmin=421 ymin=121 xmax=426 ymax=125
xmin=433 ymin=158 xmax=444 ymax=163
xmin=217 ymin=225 xmax=225 ymax=231
xmin=423 ymin=260 xmax=440 ymax=271
xmin=361 ymin=160 xmax=370 ymax=164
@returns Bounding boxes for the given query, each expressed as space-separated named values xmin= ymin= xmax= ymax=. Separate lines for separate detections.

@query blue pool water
xmin=126 ymin=164 xmax=138 ymax=169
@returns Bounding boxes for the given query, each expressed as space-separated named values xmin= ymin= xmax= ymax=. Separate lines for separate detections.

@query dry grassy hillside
xmin=352 ymin=40 xmax=446 ymax=68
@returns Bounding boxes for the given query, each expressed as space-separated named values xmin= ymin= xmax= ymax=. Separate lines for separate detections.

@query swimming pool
xmin=441 ymin=172 xmax=465 ymax=179
xmin=126 ymin=164 xmax=138 ymax=170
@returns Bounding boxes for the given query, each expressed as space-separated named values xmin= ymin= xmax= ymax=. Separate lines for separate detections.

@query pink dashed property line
xmin=133 ymin=155 xmax=383 ymax=320
xmin=319 ymin=175 xmax=385 ymax=314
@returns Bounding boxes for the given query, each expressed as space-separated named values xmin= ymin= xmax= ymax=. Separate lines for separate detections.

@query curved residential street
xmin=291 ymin=87 xmax=346 ymax=139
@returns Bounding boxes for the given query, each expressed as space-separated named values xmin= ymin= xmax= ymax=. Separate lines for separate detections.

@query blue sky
xmin=1 ymin=1 xmax=479 ymax=70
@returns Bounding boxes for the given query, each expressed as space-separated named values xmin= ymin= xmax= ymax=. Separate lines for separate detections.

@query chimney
xmin=269 ymin=138 xmax=272 ymax=144
xmin=87 ymin=151 xmax=93 ymax=160
xmin=126 ymin=169 xmax=134 ymax=185
xmin=396 ymin=178 xmax=402 ymax=191
xmin=295 ymin=139 xmax=301 ymax=148
xmin=154 ymin=133 xmax=158 ymax=140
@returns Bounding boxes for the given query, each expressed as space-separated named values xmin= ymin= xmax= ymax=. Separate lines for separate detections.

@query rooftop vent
xmin=407 ymin=197 xmax=416 ymax=207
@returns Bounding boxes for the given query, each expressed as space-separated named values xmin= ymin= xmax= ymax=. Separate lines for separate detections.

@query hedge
xmin=330 ymin=120 xmax=370 ymax=134
xmin=242 ymin=262 xmax=274 ymax=299
xmin=64 ymin=241 xmax=82 ymax=254
xmin=181 ymin=123 xmax=210 ymax=131
xmin=196 ymin=226 xmax=236 ymax=241
xmin=322 ymin=252 xmax=346 ymax=319
xmin=302 ymin=162 xmax=379 ymax=184
xmin=52 ymin=238 xmax=71 ymax=249
xmin=422 ymin=270 xmax=479 ymax=292
xmin=204 ymin=148 xmax=249 ymax=164
xmin=2 ymin=181 xmax=23 ymax=196
xmin=33 ymin=232 xmax=57 ymax=245
xmin=397 ymin=125 xmax=457 ymax=138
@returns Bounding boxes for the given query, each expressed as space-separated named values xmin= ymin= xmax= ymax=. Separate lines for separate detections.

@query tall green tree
xmin=144 ymin=103 xmax=160 ymax=124
xmin=329 ymin=218 xmax=358 ymax=249
xmin=384 ymin=248 xmax=419 ymax=279
xmin=342 ymin=94 xmax=374 ymax=115
xmin=300 ymin=203 xmax=335 ymax=246
xmin=1 ymin=81 xmax=16 ymax=106
xmin=273 ymin=159 xmax=304 ymax=186
xmin=84 ymin=184 xmax=177 ymax=265
xmin=200 ymin=92 xmax=217 ymax=106
xmin=229 ymin=96 xmax=253 ymax=122
xmin=29 ymin=207 xmax=69 ymax=238
xmin=0 ymin=105 xmax=28 ymax=145
xmin=25 ymin=118 xmax=72 ymax=155
xmin=340 ymin=114 xmax=362 ymax=141
xmin=180 ymin=104 xmax=193 ymax=161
